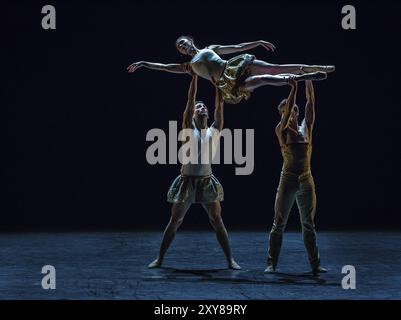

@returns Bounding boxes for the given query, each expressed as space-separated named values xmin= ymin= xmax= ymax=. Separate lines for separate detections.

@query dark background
xmin=2 ymin=0 xmax=401 ymax=230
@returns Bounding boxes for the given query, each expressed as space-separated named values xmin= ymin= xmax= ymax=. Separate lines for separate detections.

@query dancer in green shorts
xmin=148 ymin=74 xmax=240 ymax=270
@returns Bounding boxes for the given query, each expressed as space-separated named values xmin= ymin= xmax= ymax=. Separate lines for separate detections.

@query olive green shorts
xmin=167 ymin=175 xmax=224 ymax=204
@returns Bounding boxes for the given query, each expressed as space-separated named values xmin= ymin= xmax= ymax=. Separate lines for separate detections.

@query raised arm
xmin=304 ymin=80 xmax=315 ymax=129
xmin=212 ymin=88 xmax=224 ymax=131
xmin=182 ymin=75 xmax=198 ymax=129
xmin=208 ymin=40 xmax=276 ymax=55
xmin=277 ymin=80 xmax=298 ymax=134
xmin=127 ymin=61 xmax=191 ymax=74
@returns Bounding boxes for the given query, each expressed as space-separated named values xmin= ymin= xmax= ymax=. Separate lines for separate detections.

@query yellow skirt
xmin=215 ymin=53 xmax=255 ymax=104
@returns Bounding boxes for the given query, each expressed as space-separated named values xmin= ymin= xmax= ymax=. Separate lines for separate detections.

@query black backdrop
xmin=3 ymin=0 xmax=401 ymax=230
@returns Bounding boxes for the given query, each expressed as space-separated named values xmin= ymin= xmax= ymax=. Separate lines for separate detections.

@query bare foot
xmin=228 ymin=260 xmax=242 ymax=270
xmin=148 ymin=259 xmax=162 ymax=269
xmin=312 ymin=265 xmax=328 ymax=276
xmin=264 ymin=264 xmax=276 ymax=273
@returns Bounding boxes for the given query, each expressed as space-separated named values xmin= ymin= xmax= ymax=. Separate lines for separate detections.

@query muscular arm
xmin=277 ymin=81 xmax=298 ymax=134
xmin=208 ymin=40 xmax=275 ymax=55
xmin=182 ymin=75 xmax=198 ymax=129
xmin=304 ymin=80 xmax=315 ymax=129
xmin=127 ymin=61 xmax=191 ymax=74
xmin=212 ymin=88 xmax=224 ymax=131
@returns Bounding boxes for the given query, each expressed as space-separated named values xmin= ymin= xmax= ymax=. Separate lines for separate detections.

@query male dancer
xmin=265 ymin=79 xmax=326 ymax=276
xmin=148 ymin=75 xmax=241 ymax=270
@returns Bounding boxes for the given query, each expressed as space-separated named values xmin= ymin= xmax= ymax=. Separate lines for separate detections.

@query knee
xmin=170 ymin=215 xmax=185 ymax=228
xmin=271 ymin=213 xmax=287 ymax=234
xmin=301 ymin=221 xmax=315 ymax=234
xmin=209 ymin=212 xmax=223 ymax=226
xmin=270 ymin=222 xmax=285 ymax=235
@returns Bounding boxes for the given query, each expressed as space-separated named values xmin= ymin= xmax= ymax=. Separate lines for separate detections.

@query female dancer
xmin=127 ymin=36 xmax=334 ymax=104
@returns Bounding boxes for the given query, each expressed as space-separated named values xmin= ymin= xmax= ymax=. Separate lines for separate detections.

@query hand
xmin=259 ymin=41 xmax=276 ymax=52
xmin=127 ymin=61 xmax=143 ymax=73
xmin=288 ymin=77 xmax=297 ymax=87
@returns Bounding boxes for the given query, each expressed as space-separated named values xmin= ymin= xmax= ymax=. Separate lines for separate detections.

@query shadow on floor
xmin=143 ymin=267 xmax=338 ymax=286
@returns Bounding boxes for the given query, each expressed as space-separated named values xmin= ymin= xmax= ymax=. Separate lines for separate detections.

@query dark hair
xmin=195 ymin=100 xmax=205 ymax=107
xmin=175 ymin=35 xmax=195 ymax=47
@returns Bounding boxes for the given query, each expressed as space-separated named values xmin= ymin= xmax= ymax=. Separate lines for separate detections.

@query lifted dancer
xmin=128 ymin=36 xmax=334 ymax=104
xmin=265 ymin=80 xmax=326 ymax=276
xmin=148 ymin=74 xmax=241 ymax=270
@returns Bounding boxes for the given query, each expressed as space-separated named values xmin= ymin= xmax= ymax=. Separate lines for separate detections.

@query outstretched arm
xmin=304 ymin=80 xmax=315 ymax=129
xmin=182 ymin=75 xmax=198 ymax=129
xmin=127 ymin=61 xmax=191 ymax=74
xmin=212 ymin=88 xmax=224 ymax=131
xmin=277 ymin=80 xmax=298 ymax=134
xmin=208 ymin=40 xmax=276 ymax=55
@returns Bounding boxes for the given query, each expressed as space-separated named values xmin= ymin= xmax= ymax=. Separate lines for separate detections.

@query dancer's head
xmin=193 ymin=101 xmax=209 ymax=129
xmin=278 ymin=99 xmax=299 ymax=124
xmin=176 ymin=36 xmax=197 ymax=56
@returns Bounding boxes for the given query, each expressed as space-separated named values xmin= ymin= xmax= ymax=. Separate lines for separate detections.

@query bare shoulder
xmin=182 ymin=119 xmax=195 ymax=130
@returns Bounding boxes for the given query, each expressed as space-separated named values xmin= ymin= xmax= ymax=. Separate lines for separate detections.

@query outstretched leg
xmin=202 ymin=202 xmax=241 ymax=270
xmin=242 ymin=72 xmax=327 ymax=92
xmin=148 ymin=201 xmax=192 ymax=268
xmin=248 ymin=60 xmax=335 ymax=76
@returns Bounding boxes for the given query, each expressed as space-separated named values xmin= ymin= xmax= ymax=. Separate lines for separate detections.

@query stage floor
xmin=0 ymin=231 xmax=400 ymax=300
